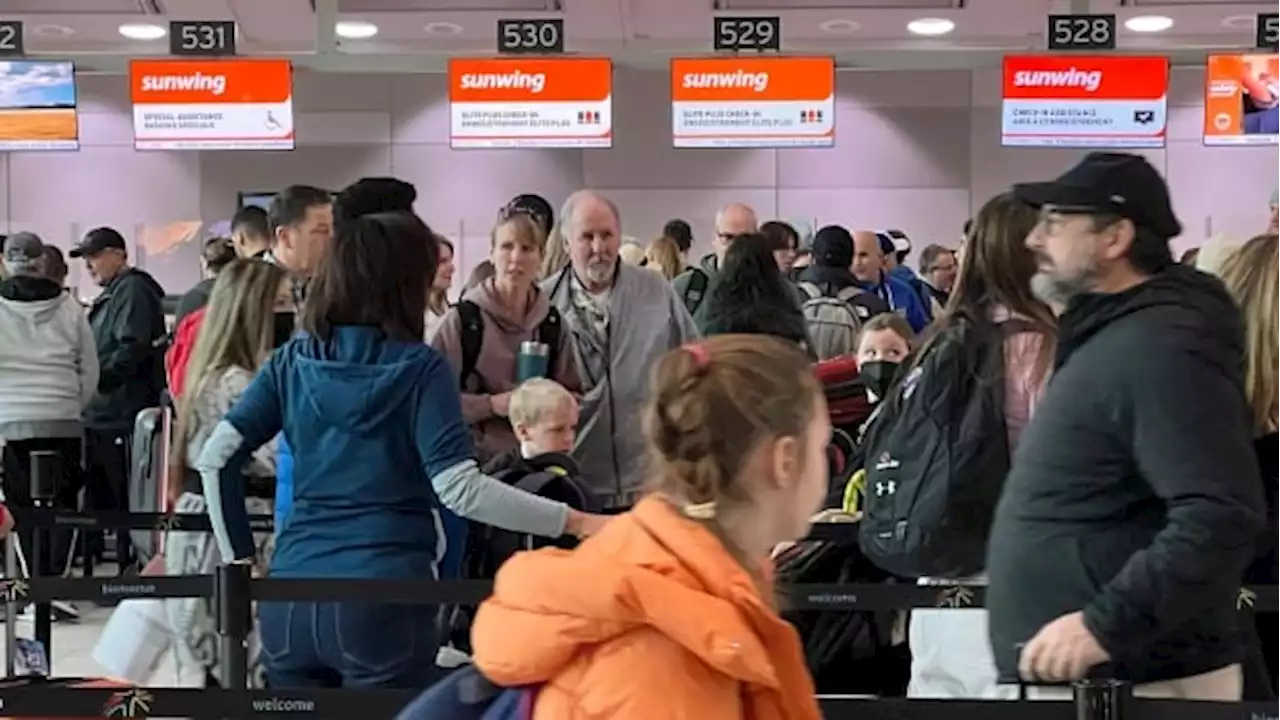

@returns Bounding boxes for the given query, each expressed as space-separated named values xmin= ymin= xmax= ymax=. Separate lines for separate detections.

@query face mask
xmin=859 ymin=360 xmax=900 ymax=402
xmin=272 ymin=312 xmax=296 ymax=348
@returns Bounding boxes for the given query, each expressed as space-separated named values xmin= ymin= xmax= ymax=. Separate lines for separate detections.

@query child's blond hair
xmin=509 ymin=378 xmax=575 ymax=428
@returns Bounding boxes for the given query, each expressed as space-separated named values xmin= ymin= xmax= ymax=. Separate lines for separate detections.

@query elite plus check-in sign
xmin=1000 ymin=55 xmax=1169 ymax=149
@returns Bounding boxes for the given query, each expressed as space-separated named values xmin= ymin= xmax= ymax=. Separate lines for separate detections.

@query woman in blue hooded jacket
xmin=196 ymin=200 xmax=605 ymax=690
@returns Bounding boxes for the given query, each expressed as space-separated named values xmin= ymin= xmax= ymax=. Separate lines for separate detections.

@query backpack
xmin=797 ymin=282 xmax=870 ymax=361
xmin=856 ymin=317 xmax=1033 ymax=580
xmin=680 ymin=268 xmax=709 ymax=315
xmin=456 ymin=301 xmax=562 ymax=391
xmin=394 ymin=664 xmax=534 ymax=720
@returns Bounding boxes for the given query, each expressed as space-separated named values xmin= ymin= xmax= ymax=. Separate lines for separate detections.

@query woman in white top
xmin=163 ymin=258 xmax=290 ymax=688
xmin=424 ymin=236 xmax=455 ymax=341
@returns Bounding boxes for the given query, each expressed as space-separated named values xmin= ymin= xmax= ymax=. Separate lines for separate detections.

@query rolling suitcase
xmin=128 ymin=400 xmax=172 ymax=568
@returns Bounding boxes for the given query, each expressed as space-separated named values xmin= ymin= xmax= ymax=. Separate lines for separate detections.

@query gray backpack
xmin=797 ymin=282 xmax=867 ymax=360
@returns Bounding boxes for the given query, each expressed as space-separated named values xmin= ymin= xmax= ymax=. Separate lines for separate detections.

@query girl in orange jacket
xmin=473 ymin=334 xmax=829 ymax=720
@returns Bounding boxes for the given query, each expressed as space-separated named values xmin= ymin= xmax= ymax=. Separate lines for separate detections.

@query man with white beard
xmin=542 ymin=190 xmax=700 ymax=510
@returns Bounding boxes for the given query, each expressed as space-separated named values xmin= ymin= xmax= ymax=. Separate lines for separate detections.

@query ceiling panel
xmin=720 ymin=0 xmax=959 ymax=8
xmin=1 ymin=0 xmax=144 ymax=11
xmin=1128 ymin=0 xmax=1257 ymax=4
xmin=337 ymin=0 xmax=556 ymax=11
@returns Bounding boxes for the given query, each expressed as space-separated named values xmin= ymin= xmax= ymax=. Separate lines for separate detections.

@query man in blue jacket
xmin=851 ymin=230 xmax=931 ymax=333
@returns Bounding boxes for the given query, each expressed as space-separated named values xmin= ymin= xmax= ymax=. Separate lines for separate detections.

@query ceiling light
xmin=820 ymin=19 xmax=861 ymax=34
xmin=336 ymin=21 xmax=379 ymax=39
xmin=118 ymin=23 xmax=166 ymax=41
xmin=907 ymin=17 xmax=955 ymax=36
xmin=1124 ymin=15 xmax=1173 ymax=33
xmin=424 ymin=22 xmax=463 ymax=35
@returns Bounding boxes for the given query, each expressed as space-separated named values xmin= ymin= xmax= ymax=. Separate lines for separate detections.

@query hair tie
xmin=682 ymin=342 xmax=711 ymax=373
xmin=683 ymin=501 xmax=717 ymax=520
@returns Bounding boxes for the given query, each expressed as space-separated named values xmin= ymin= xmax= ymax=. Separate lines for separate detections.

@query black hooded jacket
xmin=986 ymin=265 xmax=1264 ymax=685
xmin=83 ymin=267 xmax=166 ymax=430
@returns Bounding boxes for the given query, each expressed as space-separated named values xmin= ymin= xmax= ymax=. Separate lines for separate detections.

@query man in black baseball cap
xmin=987 ymin=152 xmax=1262 ymax=698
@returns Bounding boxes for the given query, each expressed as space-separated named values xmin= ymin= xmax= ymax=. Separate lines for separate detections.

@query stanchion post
xmin=1073 ymin=679 xmax=1130 ymax=720
xmin=29 ymin=450 xmax=58 ymax=661
xmin=4 ymin=534 xmax=16 ymax=677
xmin=215 ymin=561 xmax=252 ymax=688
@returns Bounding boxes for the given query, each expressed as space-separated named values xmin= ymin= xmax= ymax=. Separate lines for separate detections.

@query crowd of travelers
xmin=0 ymin=151 xmax=1274 ymax=718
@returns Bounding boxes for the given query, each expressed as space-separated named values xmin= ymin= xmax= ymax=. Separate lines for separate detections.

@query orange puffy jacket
xmin=472 ymin=496 xmax=822 ymax=720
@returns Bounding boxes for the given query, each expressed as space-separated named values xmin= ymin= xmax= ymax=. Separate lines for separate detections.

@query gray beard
xmin=1031 ymin=268 xmax=1096 ymax=307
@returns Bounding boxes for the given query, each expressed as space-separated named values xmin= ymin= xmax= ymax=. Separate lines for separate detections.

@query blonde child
xmin=483 ymin=378 xmax=579 ymax=474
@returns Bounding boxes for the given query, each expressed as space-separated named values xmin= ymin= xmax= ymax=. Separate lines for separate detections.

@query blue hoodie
xmin=858 ymin=272 xmax=932 ymax=333
xmin=218 ymin=326 xmax=472 ymax=579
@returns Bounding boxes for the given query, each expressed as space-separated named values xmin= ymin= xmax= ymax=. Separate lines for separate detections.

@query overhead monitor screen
xmin=0 ymin=61 xmax=79 ymax=150
xmin=448 ymin=57 xmax=613 ymax=149
xmin=670 ymin=56 xmax=835 ymax=149
xmin=1204 ymin=53 xmax=1278 ymax=145
xmin=129 ymin=59 xmax=295 ymax=150
xmin=1001 ymin=55 xmax=1168 ymax=148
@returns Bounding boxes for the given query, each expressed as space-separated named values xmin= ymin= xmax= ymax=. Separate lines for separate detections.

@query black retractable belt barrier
xmin=28 ymin=450 xmax=57 ymax=660
xmin=1074 ymin=680 xmax=1128 ymax=720
xmin=216 ymin=562 xmax=252 ymax=689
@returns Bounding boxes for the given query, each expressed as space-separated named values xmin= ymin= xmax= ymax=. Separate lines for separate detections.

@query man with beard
xmin=985 ymin=152 xmax=1262 ymax=700
xmin=542 ymin=190 xmax=700 ymax=510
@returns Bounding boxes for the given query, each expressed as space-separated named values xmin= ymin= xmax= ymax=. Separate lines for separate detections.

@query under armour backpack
xmin=394 ymin=664 xmax=534 ymax=720
xmin=797 ymin=282 xmax=870 ymax=361
xmin=456 ymin=301 xmax=562 ymax=391
xmin=856 ymin=316 xmax=1033 ymax=580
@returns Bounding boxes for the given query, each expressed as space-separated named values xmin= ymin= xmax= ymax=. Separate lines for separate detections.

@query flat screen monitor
xmin=1203 ymin=53 xmax=1279 ymax=146
xmin=0 ymin=61 xmax=79 ymax=150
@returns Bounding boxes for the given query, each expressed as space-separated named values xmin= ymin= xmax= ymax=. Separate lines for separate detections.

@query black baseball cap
xmin=1013 ymin=152 xmax=1182 ymax=241
xmin=812 ymin=225 xmax=855 ymax=268
xmin=70 ymin=226 xmax=127 ymax=258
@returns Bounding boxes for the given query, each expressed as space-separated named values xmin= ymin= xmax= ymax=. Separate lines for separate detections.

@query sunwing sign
xmin=129 ymin=59 xmax=294 ymax=150
xmin=1001 ymin=55 xmax=1168 ymax=148
xmin=448 ymin=58 xmax=613 ymax=149
xmin=670 ymin=57 xmax=835 ymax=148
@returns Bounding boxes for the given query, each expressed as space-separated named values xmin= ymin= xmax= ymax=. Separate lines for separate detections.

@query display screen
xmin=1001 ymin=55 xmax=1168 ymax=148
xmin=670 ymin=57 xmax=835 ymax=149
xmin=130 ymin=59 xmax=295 ymax=150
xmin=0 ymin=61 xmax=78 ymax=150
xmin=1203 ymin=54 xmax=1279 ymax=146
xmin=449 ymin=57 xmax=612 ymax=149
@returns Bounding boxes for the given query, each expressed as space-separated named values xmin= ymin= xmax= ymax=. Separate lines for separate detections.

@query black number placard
xmin=497 ymin=19 xmax=564 ymax=54
xmin=1047 ymin=14 xmax=1116 ymax=51
xmin=1257 ymin=13 xmax=1279 ymax=51
xmin=170 ymin=20 xmax=236 ymax=56
xmin=714 ymin=16 xmax=781 ymax=52
xmin=0 ymin=21 xmax=24 ymax=57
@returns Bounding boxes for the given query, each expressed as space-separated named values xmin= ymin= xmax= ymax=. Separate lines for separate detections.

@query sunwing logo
xmin=682 ymin=70 xmax=770 ymax=93
xmin=140 ymin=72 xmax=228 ymax=96
xmin=1012 ymin=68 xmax=1103 ymax=92
xmin=459 ymin=71 xmax=547 ymax=94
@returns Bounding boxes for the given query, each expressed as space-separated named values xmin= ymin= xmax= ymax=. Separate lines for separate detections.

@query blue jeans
xmin=257 ymin=601 xmax=440 ymax=689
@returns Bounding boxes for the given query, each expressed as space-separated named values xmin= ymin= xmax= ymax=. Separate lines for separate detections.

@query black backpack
xmin=857 ymin=316 xmax=1034 ymax=579
xmin=455 ymin=300 xmax=562 ymax=391
xmin=680 ymin=268 xmax=709 ymax=315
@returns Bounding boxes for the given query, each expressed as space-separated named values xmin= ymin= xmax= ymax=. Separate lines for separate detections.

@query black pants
xmin=83 ymin=428 xmax=133 ymax=574
xmin=0 ymin=437 xmax=84 ymax=578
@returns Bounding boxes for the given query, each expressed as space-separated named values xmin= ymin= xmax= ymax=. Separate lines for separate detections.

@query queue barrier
xmin=3 ymin=453 xmax=1277 ymax=719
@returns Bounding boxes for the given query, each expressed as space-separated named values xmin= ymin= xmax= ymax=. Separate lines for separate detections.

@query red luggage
xmin=813 ymin=357 xmax=873 ymax=478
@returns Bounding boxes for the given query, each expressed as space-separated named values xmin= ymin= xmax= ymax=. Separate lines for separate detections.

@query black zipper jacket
xmin=83 ymin=267 xmax=166 ymax=431
xmin=986 ymin=265 xmax=1264 ymax=684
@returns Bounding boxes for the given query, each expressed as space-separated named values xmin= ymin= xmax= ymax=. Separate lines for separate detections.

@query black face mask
xmin=272 ymin=312 xmax=296 ymax=348
xmin=859 ymin=360 xmax=900 ymax=401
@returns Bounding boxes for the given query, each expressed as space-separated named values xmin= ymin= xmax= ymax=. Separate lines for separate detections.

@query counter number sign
xmin=1047 ymin=14 xmax=1116 ymax=51
xmin=498 ymin=19 xmax=564 ymax=54
xmin=0 ymin=21 xmax=23 ymax=57
xmin=170 ymin=20 xmax=237 ymax=57
xmin=714 ymin=16 xmax=781 ymax=52
xmin=1258 ymin=13 xmax=1279 ymax=51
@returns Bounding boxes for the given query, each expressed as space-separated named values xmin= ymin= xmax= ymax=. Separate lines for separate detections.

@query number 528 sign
xmin=1047 ymin=14 xmax=1116 ymax=51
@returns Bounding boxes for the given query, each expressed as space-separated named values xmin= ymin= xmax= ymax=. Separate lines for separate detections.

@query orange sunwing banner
xmin=128 ymin=59 xmax=294 ymax=150
xmin=448 ymin=58 xmax=612 ymax=149
xmin=669 ymin=57 xmax=834 ymax=148
xmin=1203 ymin=54 xmax=1279 ymax=146
xmin=1000 ymin=55 xmax=1168 ymax=148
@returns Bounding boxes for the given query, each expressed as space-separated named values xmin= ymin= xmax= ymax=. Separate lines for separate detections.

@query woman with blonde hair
xmin=645 ymin=235 xmax=683 ymax=280
xmin=165 ymin=258 xmax=289 ymax=688
xmin=540 ymin=225 xmax=570 ymax=280
xmin=1217 ymin=233 xmax=1279 ymax=697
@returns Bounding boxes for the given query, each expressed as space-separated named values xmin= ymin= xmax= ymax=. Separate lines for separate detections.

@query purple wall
xmin=4 ymin=66 xmax=1274 ymax=300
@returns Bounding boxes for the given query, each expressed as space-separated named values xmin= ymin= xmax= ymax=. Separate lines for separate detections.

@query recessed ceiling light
xmin=907 ymin=17 xmax=955 ymax=36
xmin=424 ymin=22 xmax=463 ymax=35
xmin=118 ymin=23 xmax=166 ymax=41
xmin=1124 ymin=15 xmax=1173 ymax=33
xmin=33 ymin=24 xmax=74 ymax=38
xmin=336 ymin=21 xmax=378 ymax=39
xmin=820 ymin=19 xmax=861 ymax=34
